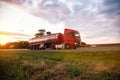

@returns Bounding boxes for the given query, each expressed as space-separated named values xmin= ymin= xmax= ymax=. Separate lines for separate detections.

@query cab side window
xmin=67 ymin=32 xmax=74 ymax=36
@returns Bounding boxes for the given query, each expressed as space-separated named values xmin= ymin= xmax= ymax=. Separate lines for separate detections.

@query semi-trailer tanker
xmin=29 ymin=29 xmax=81 ymax=50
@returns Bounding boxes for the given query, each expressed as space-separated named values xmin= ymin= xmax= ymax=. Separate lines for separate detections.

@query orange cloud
xmin=0 ymin=31 xmax=30 ymax=37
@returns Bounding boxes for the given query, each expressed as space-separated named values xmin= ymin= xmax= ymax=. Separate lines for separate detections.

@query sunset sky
xmin=0 ymin=0 xmax=120 ymax=44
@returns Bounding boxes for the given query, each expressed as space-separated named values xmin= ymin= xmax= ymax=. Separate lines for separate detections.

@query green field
xmin=0 ymin=50 xmax=120 ymax=80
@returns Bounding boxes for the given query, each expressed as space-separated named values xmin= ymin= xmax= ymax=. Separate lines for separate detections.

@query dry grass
xmin=0 ymin=50 xmax=120 ymax=80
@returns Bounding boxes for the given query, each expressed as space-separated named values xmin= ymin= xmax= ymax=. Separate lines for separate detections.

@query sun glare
xmin=0 ymin=35 xmax=15 ymax=45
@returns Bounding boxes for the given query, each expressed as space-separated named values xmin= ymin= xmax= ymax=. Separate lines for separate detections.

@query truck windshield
xmin=74 ymin=32 xmax=80 ymax=37
xmin=67 ymin=32 xmax=80 ymax=37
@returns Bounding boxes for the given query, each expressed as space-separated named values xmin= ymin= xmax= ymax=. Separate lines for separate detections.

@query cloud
xmin=0 ymin=31 xmax=30 ymax=37
xmin=0 ymin=0 xmax=120 ymax=44
xmin=1 ymin=0 xmax=119 ymax=24
xmin=30 ymin=0 xmax=71 ymax=23
xmin=1 ymin=0 xmax=71 ymax=24
xmin=101 ymin=0 xmax=120 ymax=16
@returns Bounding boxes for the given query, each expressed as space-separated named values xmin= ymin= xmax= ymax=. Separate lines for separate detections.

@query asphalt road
xmin=0 ymin=46 xmax=120 ymax=51
xmin=76 ymin=46 xmax=120 ymax=51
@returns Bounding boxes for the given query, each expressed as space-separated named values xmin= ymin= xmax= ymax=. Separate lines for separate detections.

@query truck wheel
xmin=33 ymin=46 xmax=36 ymax=50
xmin=50 ymin=44 xmax=55 ymax=50
xmin=31 ymin=46 xmax=34 ymax=50
xmin=65 ymin=44 xmax=71 ymax=49
xmin=29 ymin=46 xmax=32 ymax=50
xmin=43 ymin=45 xmax=47 ymax=50
xmin=72 ymin=46 xmax=76 ymax=49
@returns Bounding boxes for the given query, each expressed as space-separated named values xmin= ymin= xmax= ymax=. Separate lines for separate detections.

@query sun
xmin=0 ymin=35 xmax=15 ymax=45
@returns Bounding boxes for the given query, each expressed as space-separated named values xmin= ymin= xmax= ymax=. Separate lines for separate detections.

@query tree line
xmin=0 ymin=29 xmax=90 ymax=49
xmin=0 ymin=41 xmax=29 ymax=49
xmin=0 ymin=29 xmax=51 ymax=49
xmin=0 ymin=41 xmax=90 ymax=49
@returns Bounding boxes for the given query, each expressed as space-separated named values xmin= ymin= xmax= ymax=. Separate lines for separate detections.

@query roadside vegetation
xmin=0 ymin=50 xmax=120 ymax=80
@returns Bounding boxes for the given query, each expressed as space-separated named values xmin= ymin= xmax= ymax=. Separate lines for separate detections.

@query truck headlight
xmin=75 ymin=42 xmax=77 ymax=45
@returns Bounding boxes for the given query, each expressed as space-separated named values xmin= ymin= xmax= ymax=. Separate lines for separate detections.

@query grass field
xmin=0 ymin=50 xmax=120 ymax=80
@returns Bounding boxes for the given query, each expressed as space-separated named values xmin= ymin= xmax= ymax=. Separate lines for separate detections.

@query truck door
xmin=63 ymin=29 xmax=76 ymax=49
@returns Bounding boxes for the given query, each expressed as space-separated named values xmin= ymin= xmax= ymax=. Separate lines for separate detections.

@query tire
xmin=30 ymin=47 xmax=33 ymax=50
xmin=50 ymin=44 xmax=56 ymax=50
xmin=31 ymin=46 xmax=34 ymax=50
xmin=73 ymin=46 xmax=76 ymax=49
xmin=65 ymin=44 xmax=71 ymax=49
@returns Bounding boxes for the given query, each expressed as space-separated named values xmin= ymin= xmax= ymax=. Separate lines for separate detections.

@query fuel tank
xmin=29 ymin=33 xmax=63 ymax=45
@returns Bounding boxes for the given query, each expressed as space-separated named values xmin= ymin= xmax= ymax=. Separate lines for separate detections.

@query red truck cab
xmin=63 ymin=29 xmax=81 ymax=49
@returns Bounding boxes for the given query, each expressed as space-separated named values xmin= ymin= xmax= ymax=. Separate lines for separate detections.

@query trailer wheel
xmin=29 ymin=46 xmax=31 ymax=50
xmin=65 ymin=44 xmax=71 ymax=49
xmin=50 ymin=44 xmax=55 ymax=50
xmin=31 ymin=46 xmax=34 ymax=50
xmin=33 ymin=45 xmax=36 ymax=50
